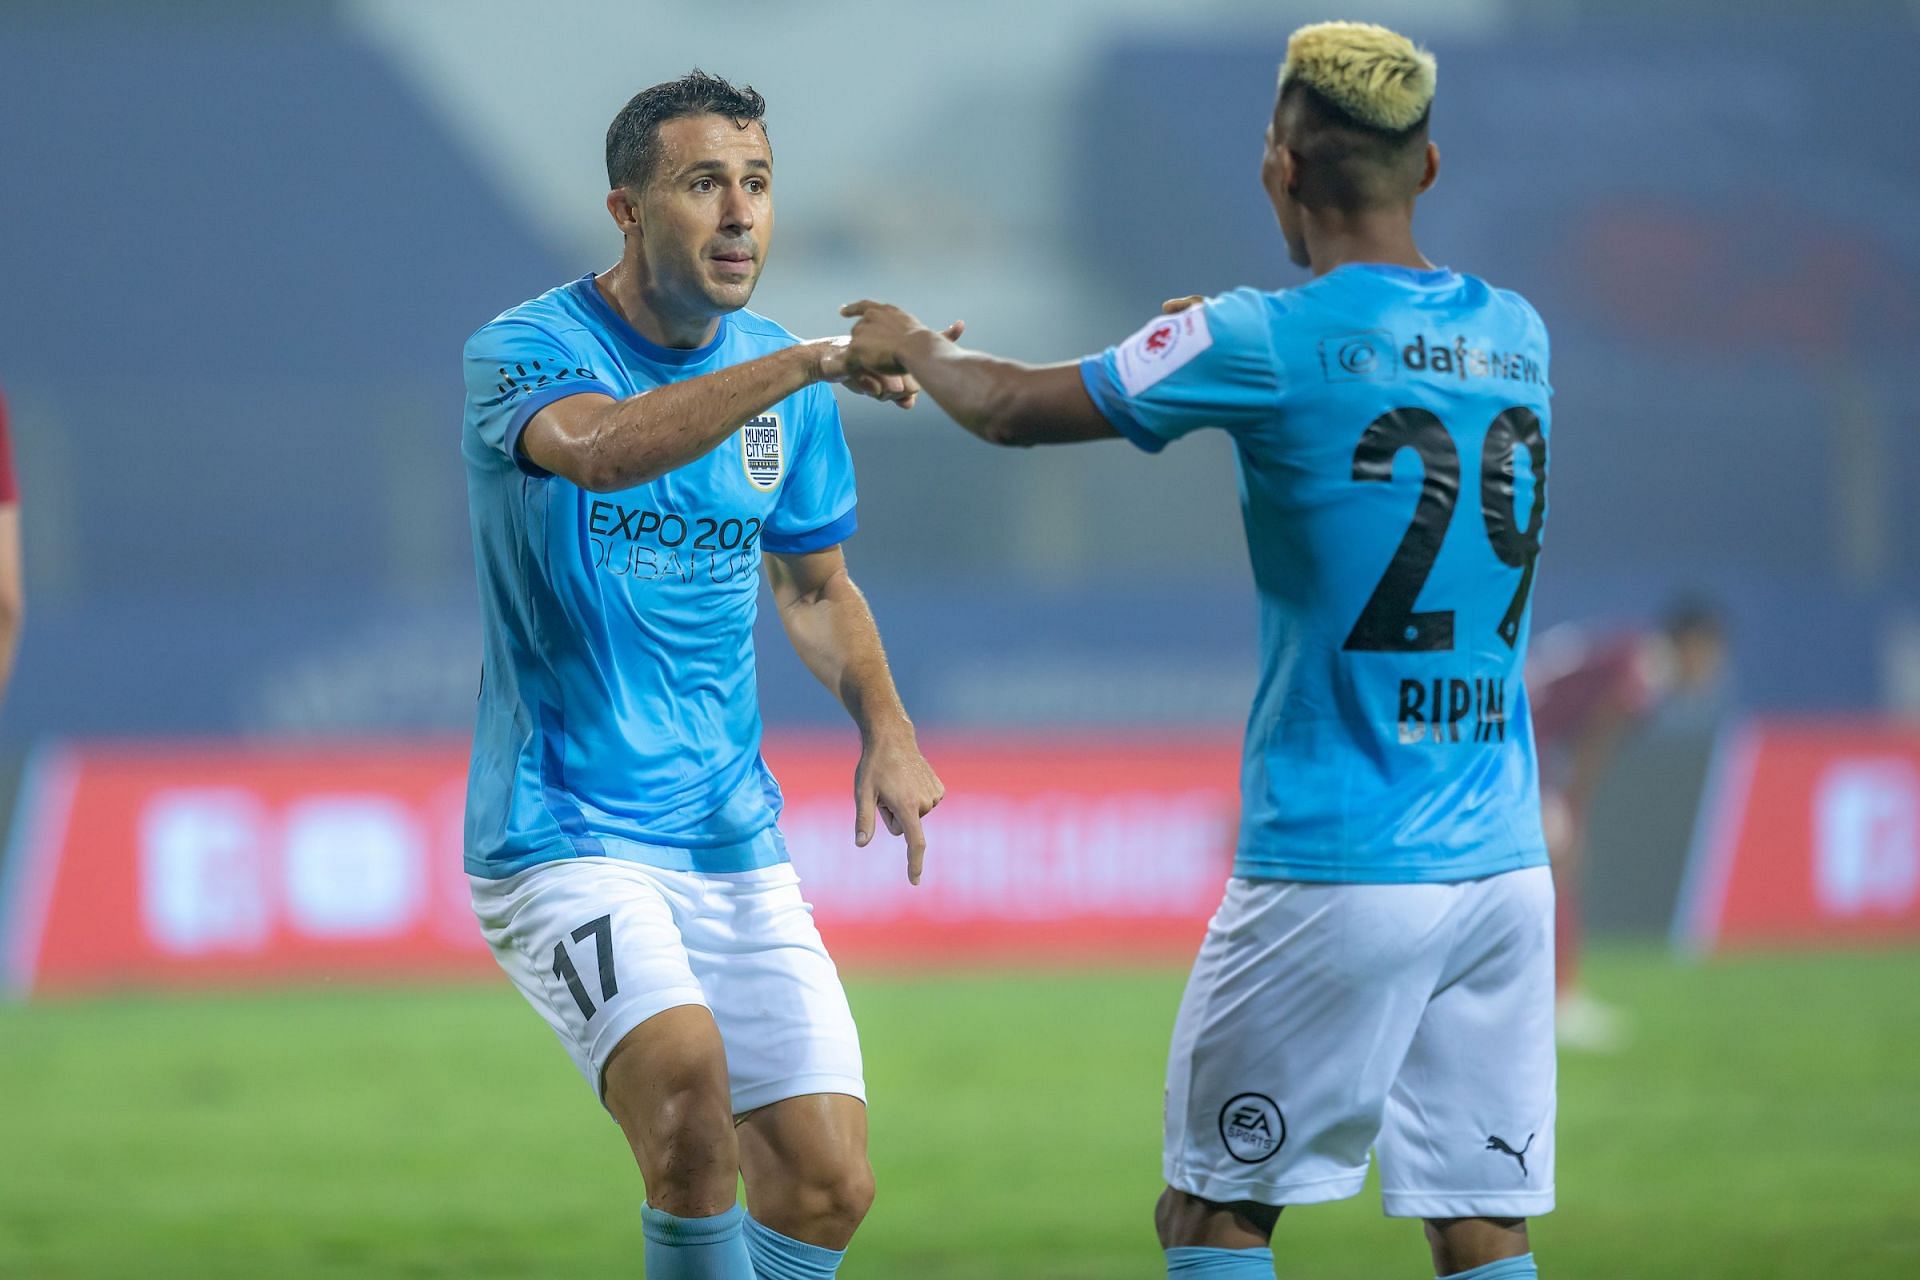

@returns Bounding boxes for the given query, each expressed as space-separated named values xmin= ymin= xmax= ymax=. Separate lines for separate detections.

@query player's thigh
xmin=469 ymin=857 xmax=712 ymax=1102
xmin=686 ymin=861 xmax=866 ymax=1116
xmin=1378 ymin=866 xmax=1556 ymax=1221
xmin=1164 ymin=878 xmax=1454 ymax=1207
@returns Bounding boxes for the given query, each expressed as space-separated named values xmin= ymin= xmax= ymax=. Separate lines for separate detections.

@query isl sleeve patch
xmin=1114 ymin=307 xmax=1213 ymax=397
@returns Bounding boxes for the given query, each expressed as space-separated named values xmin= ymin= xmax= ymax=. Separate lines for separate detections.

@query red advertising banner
xmin=767 ymin=734 xmax=1240 ymax=966
xmin=0 ymin=735 xmax=1241 ymax=996
xmin=1678 ymin=721 xmax=1920 ymax=949
xmin=2 ymin=744 xmax=485 ymax=996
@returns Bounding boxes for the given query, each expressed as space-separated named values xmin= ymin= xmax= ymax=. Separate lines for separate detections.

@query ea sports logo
xmin=1218 ymin=1093 xmax=1285 ymax=1164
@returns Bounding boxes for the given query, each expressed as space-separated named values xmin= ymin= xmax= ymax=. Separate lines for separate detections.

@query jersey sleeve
xmin=463 ymin=320 xmax=620 ymax=477
xmin=1077 ymin=288 xmax=1283 ymax=453
xmin=761 ymin=383 xmax=857 ymax=555
xmin=0 ymin=390 xmax=15 ymax=504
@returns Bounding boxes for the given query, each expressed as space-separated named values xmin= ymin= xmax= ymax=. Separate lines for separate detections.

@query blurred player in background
xmin=0 ymin=386 xmax=21 ymax=707
xmin=841 ymin=22 xmax=1554 ymax=1280
xmin=1530 ymin=598 xmax=1730 ymax=1049
xmin=461 ymin=72 xmax=944 ymax=1280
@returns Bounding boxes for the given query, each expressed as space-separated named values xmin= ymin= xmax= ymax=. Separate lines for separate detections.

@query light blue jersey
xmin=462 ymin=275 xmax=856 ymax=879
xmin=1080 ymin=264 xmax=1553 ymax=883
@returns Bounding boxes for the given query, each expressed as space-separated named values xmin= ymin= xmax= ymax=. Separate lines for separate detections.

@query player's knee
xmin=602 ymin=1011 xmax=738 ymax=1206
xmin=842 ymin=1159 xmax=877 ymax=1222
xmin=752 ymin=1142 xmax=874 ymax=1240
xmin=630 ymin=1084 xmax=738 ymax=1211
xmin=649 ymin=1082 xmax=737 ymax=1162
xmin=1424 ymin=1215 xmax=1528 ymax=1273
xmin=797 ymin=1152 xmax=875 ymax=1233
xmin=1154 ymin=1186 xmax=1185 ymax=1247
xmin=1155 ymin=1187 xmax=1203 ymax=1248
xmin=1156 ymin=1187 xmax=1281 ymax=1250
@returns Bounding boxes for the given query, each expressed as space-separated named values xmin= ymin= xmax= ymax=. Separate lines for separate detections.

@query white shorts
xmin=469 ymin=855 xmax=865 ymax=1115
xmin=1164 ymin=867 xmax=1555 ymax=1220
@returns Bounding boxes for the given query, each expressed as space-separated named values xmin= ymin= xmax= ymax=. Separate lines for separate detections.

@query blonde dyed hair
xmin=1278 ymin=21 xmax=1436 ymax=132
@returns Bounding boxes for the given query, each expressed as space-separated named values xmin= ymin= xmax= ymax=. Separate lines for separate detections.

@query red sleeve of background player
xmin=0 ymin=390 xmax=16 ymax=504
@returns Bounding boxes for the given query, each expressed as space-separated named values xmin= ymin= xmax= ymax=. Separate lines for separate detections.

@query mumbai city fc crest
xmin=742 ymin=413 xmax=783 ymax=491
xmin=1219 ymin=1093 xmax=1285 ymax=1164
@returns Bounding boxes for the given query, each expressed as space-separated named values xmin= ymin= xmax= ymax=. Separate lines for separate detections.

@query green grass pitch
xmin=1 ymin=945 xmax=1916 ymax=1278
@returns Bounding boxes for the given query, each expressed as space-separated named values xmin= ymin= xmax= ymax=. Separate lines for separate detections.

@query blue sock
xmin=639 ymin=1203 xmax=755 ymax=1279
xmin=1443 ymin=1255 xmax=1537 ymax=1280
xmin=744 ymin=1215 xmax=846 ymax=1278
xmin=1166 ymin=1245 xmax=1275 ymax=1275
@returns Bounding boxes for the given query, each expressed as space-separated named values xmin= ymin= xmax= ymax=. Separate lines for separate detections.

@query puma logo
xmin=1485 ymin=1133 xmax=1534 ymax=1176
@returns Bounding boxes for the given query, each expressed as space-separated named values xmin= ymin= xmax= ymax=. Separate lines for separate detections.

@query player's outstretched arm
xmin=520 ymin=340 xmax=916 ymax=492
xmin=765 ymin=544 xmax=943 ymax=885
xmin=840 ymin=302 xmax=1118 ymax=448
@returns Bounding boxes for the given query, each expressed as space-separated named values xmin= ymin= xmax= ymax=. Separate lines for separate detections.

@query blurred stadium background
xmin=1 ymin=1 xmax=1916 ymax=1277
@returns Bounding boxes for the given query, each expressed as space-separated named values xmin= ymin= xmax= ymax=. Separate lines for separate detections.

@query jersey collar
xmin=1336 ymin=262 xmax=1458 ymax=287
xmin=575 ymin=273 xmax=731 ymax=366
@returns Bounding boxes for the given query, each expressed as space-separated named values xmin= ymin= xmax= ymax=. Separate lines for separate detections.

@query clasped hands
xmin=814 ymin=292 xmax=1206 ymax=409
xmin=810 ymin=303 xmax=963 ymax=410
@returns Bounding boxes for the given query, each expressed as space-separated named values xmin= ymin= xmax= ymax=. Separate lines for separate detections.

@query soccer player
xmin=839 ymin=23 xmax=1554 ymax=1280
xmin=461 ymin=72 xmax=945 ymax=1280
xmin=1531 ymin=598 xmax=1729 ymax=1049
xmin=0 ymin=385 xmax=21 ymax=707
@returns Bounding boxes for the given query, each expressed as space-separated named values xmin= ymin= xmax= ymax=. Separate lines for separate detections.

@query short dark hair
xmin=1277 ymin=78 xmax=1429 ymax=211
xmin=1661 ymin=595 xmax=1726 ymax=644
xmin=605 ymin=69 xmax=768 ymax=191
